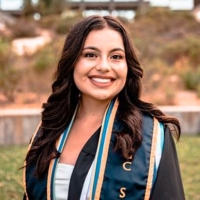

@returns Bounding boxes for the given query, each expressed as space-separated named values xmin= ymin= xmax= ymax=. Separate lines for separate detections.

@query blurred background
xmin=0 ymin=1 xmax=200 ymax=199
xmin=0 ymin=0 xmax=200 ymax=107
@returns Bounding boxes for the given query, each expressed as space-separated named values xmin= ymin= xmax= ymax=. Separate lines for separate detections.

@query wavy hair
xmin=25 ymin=15 xmax=180 ymax=177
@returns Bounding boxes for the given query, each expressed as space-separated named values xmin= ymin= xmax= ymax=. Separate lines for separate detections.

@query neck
xmin=77 ymin=97 xmax=111 ymax=122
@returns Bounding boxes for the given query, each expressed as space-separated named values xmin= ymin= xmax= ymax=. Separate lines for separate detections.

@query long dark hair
xmin=25 ymin=15 xmax=180 ymax=177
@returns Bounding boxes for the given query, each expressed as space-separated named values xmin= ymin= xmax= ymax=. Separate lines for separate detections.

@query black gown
xmin=23 ymin=108 xmax=185 ymax=200
xmin=68 ymin=125 xmax=185 ymax=200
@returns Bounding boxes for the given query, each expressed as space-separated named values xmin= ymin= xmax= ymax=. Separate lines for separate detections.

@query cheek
xmin=120 ymin=65 xmax=128 ymax=81
xmin=120 ymin=66 xmax=128 ymax=89
xmin=73 ymin=62 xmax=84 ymax=79
xmin=73 ymin=73 xmax=82 ymax=93
xmin=73 ymin=64 xmax=89 ymax=91
xmin=73 ymin=66 xmax=81 ymax=88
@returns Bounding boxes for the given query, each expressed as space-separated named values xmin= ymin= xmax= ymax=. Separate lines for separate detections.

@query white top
xmin=55 ymin=162 xmax=93 ymax=200
xmin=55 ymin=163 xmax=74 ymax=200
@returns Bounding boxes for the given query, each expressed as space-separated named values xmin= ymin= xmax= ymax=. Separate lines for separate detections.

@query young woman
xmin=23 ymin=15 xmax=185 ymax=200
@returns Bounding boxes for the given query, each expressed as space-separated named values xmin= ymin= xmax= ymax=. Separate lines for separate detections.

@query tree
xmin=23 ymin=0 xmax=36 ymax=16
xmin=23 ymin=0 xmax=65 ymax=16
xmin=38 ymin=0 xmax=65 ymax=15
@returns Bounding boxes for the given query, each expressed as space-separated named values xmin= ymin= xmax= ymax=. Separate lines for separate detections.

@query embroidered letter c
xmin=122 ymin=161 xmax=132 ymax=171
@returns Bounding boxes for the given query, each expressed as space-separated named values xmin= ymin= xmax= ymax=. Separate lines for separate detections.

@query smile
xmin=91 ymin=78 xmax=112 ymax=83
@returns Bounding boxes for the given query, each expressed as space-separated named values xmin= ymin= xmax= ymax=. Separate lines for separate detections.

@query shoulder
xmin=141 ymin=112 xmax=155 ymax=132
xmin=27 ymin=123 xmax=42 ymax=149
xmin=164 ymin=123 xmax=179 ymax=138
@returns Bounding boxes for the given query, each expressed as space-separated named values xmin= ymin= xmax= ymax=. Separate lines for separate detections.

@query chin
xmin=94 ymin=95 xmax=115 ymax=102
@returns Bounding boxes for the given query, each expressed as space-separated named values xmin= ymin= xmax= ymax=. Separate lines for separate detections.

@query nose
xmin=95 ymin=57 xmax=111 ymax=72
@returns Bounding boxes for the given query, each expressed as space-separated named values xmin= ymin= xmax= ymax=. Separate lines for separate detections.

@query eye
xmin=111 ymin=55 xmax=123 ymax=60
xmin=85 ymin=53 xmax=97 ymax=58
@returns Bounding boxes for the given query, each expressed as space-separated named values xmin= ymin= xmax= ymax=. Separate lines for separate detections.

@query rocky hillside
xmin=0 ymin=8 xmax=200 ymax=108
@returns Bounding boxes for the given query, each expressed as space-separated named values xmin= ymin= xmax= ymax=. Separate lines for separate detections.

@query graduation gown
xmin=68 ymin=122 xmax=185 ymax=200
xmin=23 ymin=100 xmax=185 ymax=200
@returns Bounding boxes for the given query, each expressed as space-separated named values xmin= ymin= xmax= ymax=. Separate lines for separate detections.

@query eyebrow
xmin=82 ymin=46 xmax=125 ymax=53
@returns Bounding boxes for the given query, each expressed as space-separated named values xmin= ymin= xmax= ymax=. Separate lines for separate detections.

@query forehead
xmin=84 ymin=28 xmax=124 ymax=49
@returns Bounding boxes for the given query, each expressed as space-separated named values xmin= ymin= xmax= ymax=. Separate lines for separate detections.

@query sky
xmin=147 ymin=0 xmax=194 ymax=10
xmin=0 ymin=0 xmax=194 ymax=11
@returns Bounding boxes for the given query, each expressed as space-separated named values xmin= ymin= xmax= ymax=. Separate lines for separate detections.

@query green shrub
xmin=39 ymin=15 xmax=60 ymax=29
xmin=181 ymin=67 xmax=200 ymax=91
xmin=132 ymin=8 xmax=200 ymax=69
xmin=160 ymin=36 xmax=200 ymax=66
xmin=135 ymin=7 xmax=196 ymax=31
xmin=0 ymin=39 xmax=9 ymax=64
xmin=33 ymin=45 xmax=55 ymax=73
xmin=186 ymin=37 xmax=200 ymax=66
xmin=55 ymin=16 xmax=81 ymax=34
xmin=197 ymin=84 xmax=200 ymax=98
xmin=0 ymin=39 xmax=19 ymax=101
xmin=39 ymin=13 xmax=81 ymax=34
xmin=0 ymin=66 xmax=19 ymax=101
xmin=55 ymin=18 xmax=73 ymax=34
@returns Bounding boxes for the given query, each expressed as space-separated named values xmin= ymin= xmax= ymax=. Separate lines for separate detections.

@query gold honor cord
xmin=144 ymin=118 xmax=159 ymax=200
xmin=23 ymin=122 xmax=42 ymax=200
xmin=89 ymin=98 xmax=119 ymax=200
xmin=47 ymin=105 xmax=79 ymax=200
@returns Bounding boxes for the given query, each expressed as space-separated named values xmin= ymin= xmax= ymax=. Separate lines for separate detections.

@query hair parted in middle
xmin=44 ymin=15 xmax=143 ymax=127
xmin=25 ymin=15 xmax=180 ymax=177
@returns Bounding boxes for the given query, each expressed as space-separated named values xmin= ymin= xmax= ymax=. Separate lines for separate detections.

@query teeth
xmin=92 ymin=78 xmax=111 ymax=83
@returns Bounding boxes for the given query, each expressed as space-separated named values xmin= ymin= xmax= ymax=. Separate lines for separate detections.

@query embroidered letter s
xmin=119 ymin=187 xmax=126 ymax=198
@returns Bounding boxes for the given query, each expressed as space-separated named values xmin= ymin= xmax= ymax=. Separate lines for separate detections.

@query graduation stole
xmin=46 ymin=97 xmax=119 ymax=200
xmin=23 ymin=97 xmax=158 ymax=200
